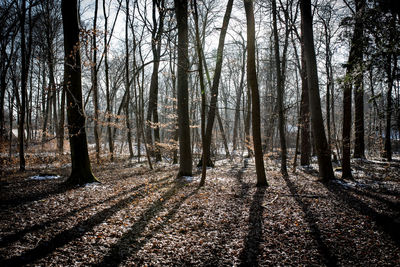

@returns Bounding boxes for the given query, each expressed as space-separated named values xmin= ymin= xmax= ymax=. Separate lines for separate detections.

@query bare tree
xmin=62 ymin=0 xmax=98 ymax=185
xmin=174 ymin=0 xmax=192 ymax=178
xmin=300 ymin=0 xmax=334 ymax=181
xmin=244 ymin=0 xmax=268 ymax=186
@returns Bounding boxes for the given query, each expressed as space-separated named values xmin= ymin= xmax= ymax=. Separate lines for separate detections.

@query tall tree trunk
xmin=342 ymin=65 xmax=353 ymax=178
xmin=272 ymin=0 xmax=287 ymax=176
xmin=353 ymin=0 xmax=365 ymax=159
xmin=62 ymin=0 xmax=98 ymax=185
xmin=384 ymin=53 xmax=393 ymax=161
xmin=300 ymin=0 xmax=334 ymax=181
xmin=18 ymin=0 xmax=27 ymax=171
xmin=175 ymin=0 xmax=192 ymax=178
xmin=57 ymin=86 xmax=65 ymax=153
xmin=103 ymin=0 xmax=114 ymax=161
xmin=92 ymin=0 xmax=101 ymax=163
xmin=232 ymin=40 xmax=246 ymax=151
xmin=125 ymin=0 xmax=134 ymax=159
xmin=300 ymin=42 xmax=311 ymax=166
xmin=199 ymin=0 xmax=234 ymax=187
xmin=244 ymin=0 xmax=268 ymax=187
xmin=343 ymin=0 xmax=365 ymax=177
xmin=146 ymin=0 xmax=164 ymax=162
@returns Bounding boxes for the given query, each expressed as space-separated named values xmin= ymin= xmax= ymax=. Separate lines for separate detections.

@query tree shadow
xmin=1 ymin=179 xmax=71 ymax=208
xmin=239 ymin=186 xmax=267 ymax=267
xmin=324 ymin=181 xmax=400 ymax=247
xmin=338 ymin=183 xmax=400 ymax=212
xmin=0 ymin=176 xmax=170 ymax=248
xmin=283 ymin=175 xmax=338 ymax=267
xmin=95 ymin=181 xmax=198 ymax=266
xmin=0 ymin=179 xmax=171 ymax=266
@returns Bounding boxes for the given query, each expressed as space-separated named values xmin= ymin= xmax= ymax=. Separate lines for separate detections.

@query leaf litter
xmin=0 ymin=155 xmax=399 ymax=266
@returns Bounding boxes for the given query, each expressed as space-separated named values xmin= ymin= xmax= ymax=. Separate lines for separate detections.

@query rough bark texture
xmin=272 ymin=0 xmax=287 ymax=176
xmin=342 ymin=66 xmax=353 ymax=179
xmin=301 ymin=0 xmax=334 ymax=181
xmin=353 ymin=0 xmax=365 ymax=159
xmin=175 ymin=0 xmax=192 ymax=178
xmin=300 ymin=39 xmax=311 ymax=166
xmin=62 ymin=0 xmax=98 ymax=185
xmin=125 ymin=0 xmax=134 ymax=159
xmin=244 ymin=0 xmax=268 ymax=187
xmin=232 ymin=40 xmax=246 ymax=151
xmin=18 ymin=0 xmax=27 ymax=171
xmin=103 ymin=0 xmax=114 ymax=161
xmin=92 ymin=0 xmax=101 ymax=163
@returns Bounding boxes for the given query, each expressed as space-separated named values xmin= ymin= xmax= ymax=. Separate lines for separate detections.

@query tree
xmin=174 ymin=0 xmax=192 ymax=178
xmin=91 ymin=0 xmax=101 ymax=163
xmin=146 ymin=0 xmax=165 ymax=163
xmin=199 ymin=0 xmax=234 ymax=186
xmin=61 ymin=0 xmax=98 ymax=185
xmin=353 ymin=0 xmax=366 ymax=159
xmin=342 ymin=0 xmax=365 ymax=178
xmin=272 ymin=0 xmax=288 ymax=176
xmin=244 ymin=0 xmax=268 ymax=187
xmin=300 ymin=0 xmax=334 ymax=181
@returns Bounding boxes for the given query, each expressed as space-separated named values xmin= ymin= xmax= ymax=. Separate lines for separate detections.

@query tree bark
xmin=353 ymin=0 xmax=365 ymax=159
xmin=300 ymin=0 xmax=334 ymax=181
xmin=18 ymin=0 xmax=27 ymax=171
xmin=125 ymin=0 xmax=134 ymax=159
xmin=199 ymin=0 xmax=233 ymax=186
xmin=92 ymin=0 xmax=101 ymax=163
xmin=244 ymin=0 xmax=268 ymax=186
xmin=174 ymin=0 xmax=192 ymax=178
xmin=62 ymin=0 xmax=98 ymax=185
xmin=272 ymin=0 xmax=288 ymax=176
xmin=103 ymin=0 xmax=114 ymax=161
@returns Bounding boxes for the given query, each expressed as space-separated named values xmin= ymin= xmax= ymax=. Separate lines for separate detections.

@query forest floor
xmin=0 ymin=152 xmax=400 ymax=266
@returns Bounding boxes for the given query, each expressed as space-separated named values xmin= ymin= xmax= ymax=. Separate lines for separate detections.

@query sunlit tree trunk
xmin=62 ymin=0 xmax=98 ymax=185
xmin=244 ymin=0 xmax=268 ymax=186
xmin=175 ymin=0 xmax=192 ymax=178
xmin=300 ymin=0 xmax=334 ymax=181
xmin=91 ymin=0 xmax=101 ymax=163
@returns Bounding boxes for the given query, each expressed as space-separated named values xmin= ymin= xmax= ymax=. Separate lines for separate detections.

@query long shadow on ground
xmin=283 ymin=175 xmax=338 ymax=267
xmin=95 ymin=180 xmax=198 ymax=266
xmin=0 ymin=178 xmax=172 ymax=266
xmin=239 ymin=186 xmax=267 ymax=267
xmin=0 ymin=176 xmax=170 ymax=248
xmin=325 ymin=180 xmax=400 ymax=247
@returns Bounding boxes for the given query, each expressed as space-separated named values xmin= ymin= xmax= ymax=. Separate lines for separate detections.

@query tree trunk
xmin=300 ymin=0 xmax=334 ymax=181
xmin=125 ymin=0 xmax=134 ymax=159
xmin=199 ymin=0 xmax=233 ymax=186
xmin=272 ymin=0 xmax=287 ymax=176
xmin=232 ymin=39 xmax=246 ymax=151
xmin=57 ymin=85 xmax=65 ymax=153
xmin=300 ymin=43 xmax=311 ymax=166
xmin=146 ymin=0 xmax=164 ymax=162
xmin=62 ymin=0 xmax=98 ymax=185
xmin=244 ymin=0 xmax=268 ymax=187
xmin=384 ymin=53 xmax=393 ymax=161
xmin=103 ymin=0 xmax=114 ymax=161
xmin=353 ymin=0 xmax=365 ymax=159
xmin=174 ymin=0 xmax=192 ymax=178
xmin=92 ymin=0 xmax=101 ymax=163
xmin=18 ymin=0 xmax=27 ymax=171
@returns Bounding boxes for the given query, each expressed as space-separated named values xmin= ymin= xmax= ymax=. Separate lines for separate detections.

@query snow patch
xmin=30 ymin=174 xmax=61 ymax=180
xmin=182 ymin=176 xmax=194 ymax=182
xmin=83 ymin=182 xmax=103 ymax=188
